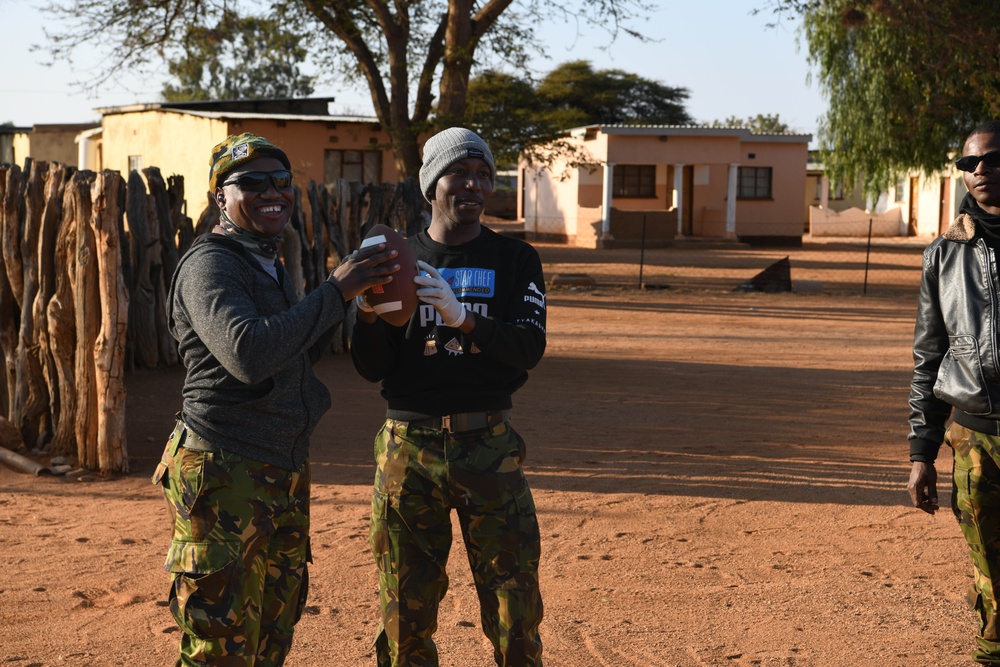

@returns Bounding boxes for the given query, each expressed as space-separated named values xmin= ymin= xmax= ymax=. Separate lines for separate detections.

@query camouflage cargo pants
xmin=948 ymin=422 xmax=1000 ymax=664
xmin=369 ymin=416 xmax=543 ymax=667
xmin=152 ymin=422 xmax=311 ymax=666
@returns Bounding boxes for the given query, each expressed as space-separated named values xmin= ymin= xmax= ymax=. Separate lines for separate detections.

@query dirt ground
xmin=0 ymin=237 xmax=982 ymax=666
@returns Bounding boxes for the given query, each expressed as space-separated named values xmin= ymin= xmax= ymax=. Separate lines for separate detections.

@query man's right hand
xmin=328 ymin=243 xmax=399 ymax=300
xmin=907 ymin=461 xmax=939 ymax=514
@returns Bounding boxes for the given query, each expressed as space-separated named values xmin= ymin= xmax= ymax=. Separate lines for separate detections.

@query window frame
xmin=737 ymin=166 xmax=773 ymax=200
xmin=324 ymin=148 xmax=382 ymax=185
xmin=612 ymin=164 xmax=656 ymax=199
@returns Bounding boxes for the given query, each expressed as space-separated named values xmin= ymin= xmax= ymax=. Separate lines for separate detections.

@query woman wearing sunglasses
xmin=153 ymin=132 xmax=399 ymax=665
xmin=909 ymin=120 xmax=1000 ymax=664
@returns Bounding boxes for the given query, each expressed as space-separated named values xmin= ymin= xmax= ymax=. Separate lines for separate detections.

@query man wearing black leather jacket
xmin=908 ymin=120 xmax=1000 ymax=665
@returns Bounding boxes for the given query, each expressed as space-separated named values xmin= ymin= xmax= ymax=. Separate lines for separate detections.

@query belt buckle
xmin=440 ymin=415 xmax=452 ymax=433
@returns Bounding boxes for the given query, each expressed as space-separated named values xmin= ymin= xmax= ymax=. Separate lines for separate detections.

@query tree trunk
xmin=391 ymin=177 xmax=425 ymax=238
xmin=73 ymin=171 xmax=100 ymax=469
xmin=0 ymin=166 xmax=17 ymax=421
xmin=144 ymin=168 xmax=179 ymax=366
xmin=436 ymin=0 xmax=476 ymax=127
xmin=169 ymin=175 xmax=195 ymax=259
xmin=47 ymin=179 xmax=79 ymax=457
xmin=327 ymin=180 xmax=349 ymax=260
xmin=289 ymin=186 xmax=314 ymax=296
xmin=2 ymin=164 xmax=25 ymax=314
xmin=281 ymin=222 xmax=306 ymax=302
xmin=309 ymin=184 xmax=327 ymax=287
xmin=307 ymin=180 xmax=330 ymax=278
xmin=34 ymin=164 xmax=68 ymax=453
xmin=0 ymin=414 xmax=23 ymax=451
xmin=126 ymin=170 xmax=159 ymax=368
xmin=90 ymin=171 xmax=129 ymax=474
xmin=15 ymin=161 xmax=51 ymax=450
xmin=194 ymin=192 xmax=219 ymax=238
xmin=348 ymin=181 xmax=367 ymax=252
xmin=389 ymin=125 xmax=423 ymax=182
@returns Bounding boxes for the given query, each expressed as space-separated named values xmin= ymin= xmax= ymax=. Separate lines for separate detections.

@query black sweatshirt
xmin=351 ymin=226 xmax=547 ymax=418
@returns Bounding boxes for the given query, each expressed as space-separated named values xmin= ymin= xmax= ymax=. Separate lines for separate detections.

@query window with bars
xmin=737 ymin=166 xmax=772 ymax=200
xmin=324 ymin=149 xmax=382 ymax=184
xmin=612 ymin=165 xmax=656 ymax=198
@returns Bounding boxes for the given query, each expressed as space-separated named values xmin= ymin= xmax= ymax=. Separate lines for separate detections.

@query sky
xmin=1 ymin=0 xmax=826 ymax=140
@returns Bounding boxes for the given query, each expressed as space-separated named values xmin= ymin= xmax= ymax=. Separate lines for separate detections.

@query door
xmin=938 ymin=177 xmax=950 ymax=235
xmin=908 ymin=177 xmax=920 ymax=236
xmin=683 ymin=164 xmax=694 ymax=236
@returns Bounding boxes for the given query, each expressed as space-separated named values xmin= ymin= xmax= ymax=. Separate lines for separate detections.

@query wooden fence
xmin=0 ymin=158 xmax=425 ymax=473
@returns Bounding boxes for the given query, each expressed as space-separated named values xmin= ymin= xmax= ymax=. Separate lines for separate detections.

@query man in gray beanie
xmin=351 ymin=127 xmax=547 ymax=666
xmin=418 ymin=126 xmax=497 ymax=202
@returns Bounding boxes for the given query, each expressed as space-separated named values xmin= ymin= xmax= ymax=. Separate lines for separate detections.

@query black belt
xmin=954 ymin=410 xmax=1000 ymax=437
xmin=401 ymin=410 xmax=510 ymax=434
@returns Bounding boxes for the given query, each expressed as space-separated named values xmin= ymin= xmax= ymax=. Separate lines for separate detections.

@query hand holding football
xmin=360 ymin=224 xmax=419 ymax=326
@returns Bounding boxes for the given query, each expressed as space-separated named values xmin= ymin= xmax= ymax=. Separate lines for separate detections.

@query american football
xmin=360 ymin=224 xmax=419 ymax=327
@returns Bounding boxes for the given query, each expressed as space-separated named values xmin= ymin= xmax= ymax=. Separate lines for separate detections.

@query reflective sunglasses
xmin=222 ymin=170 xmax=293 ymax=191
xmin=956 ymin=150 xmax=1000 ymax=172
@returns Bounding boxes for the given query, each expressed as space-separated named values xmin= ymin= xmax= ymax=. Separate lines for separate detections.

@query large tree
xmin=534 ymin=60 xmax=691 ymax=130
xmin=463 ymin=70 xmax=551 ymax=167
xmin=464 ymin=60 xmax=692 ymax=166
xmin=41 ymin=0 xmax=651 ymax=180
xmin=760 ymin=0 xmax=1000 ymax=194
xmin=162 ymin=10 xmax=314 ymax=102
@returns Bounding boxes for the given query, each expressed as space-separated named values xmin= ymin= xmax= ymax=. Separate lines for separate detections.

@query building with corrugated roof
xmin=518 ymin=124 xmax=812 ymax=247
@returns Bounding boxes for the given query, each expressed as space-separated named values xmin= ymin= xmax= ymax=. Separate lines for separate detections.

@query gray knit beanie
xmin=418 ymin=127 xmax=496 ymax=202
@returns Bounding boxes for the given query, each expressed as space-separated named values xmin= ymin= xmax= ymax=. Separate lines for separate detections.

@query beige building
xmin=1 ymin=123 xmax=97 ymax=168
xmin=805 ymin=152 xmax=964 ymax=239
xmin=895 ymin=169 xmax=962 ymax=238
xmin=86 ymin=98 xmax=396 ymax=221
xmin=519 ymin=125 xmax=812 ymax=248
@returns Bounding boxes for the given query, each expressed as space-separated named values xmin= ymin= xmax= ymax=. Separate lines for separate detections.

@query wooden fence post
xmin=34 ymin=164 xmax=67 ymax=453
xmin=91 ymin=171 xmax=129 ymax=474
xmin=47 ymin=174 xmax=80 ymax=456
xmin=144 ymin=168 xmax=178 ymax=367
xmin=0 ymin=165 xmax=424 ymax=473
xmin=73 ymin=170 xmax=100 ymax=469
xmin=0 ymin=165 xmax=18 ymax=420
xmin=126 ymin=169 xmax=160 ymax=369
xmin=15 ymin=160 xmax=51 ymax=450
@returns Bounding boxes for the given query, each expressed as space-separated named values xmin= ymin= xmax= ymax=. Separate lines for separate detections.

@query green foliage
xmin=709 ymin=114 xmax=794 ymax=134
xmin=41 ymin=0 xmax=653 ymax=178
xmin=161 ymin=10 xmax=314 ymax=102
xmin=463 ymin=71 xmax=552 ymax=167
xmin=464 ymin=60 xmax=692 ymax=167
xmin=763 ymin=0 xmax=1000 ymax=194
xmin=534 ymin=60 xmax=691 ymax=129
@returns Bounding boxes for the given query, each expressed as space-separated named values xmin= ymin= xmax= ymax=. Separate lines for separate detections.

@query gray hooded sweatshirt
xmin=167 ymin=234 xmax=347 ymax=470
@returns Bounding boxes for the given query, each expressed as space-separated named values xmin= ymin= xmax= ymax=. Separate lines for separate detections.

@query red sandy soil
xmin=0 ymin=238 xmax=980 ymax=666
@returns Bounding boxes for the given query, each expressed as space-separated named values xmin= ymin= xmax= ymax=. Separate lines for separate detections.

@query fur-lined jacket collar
xmin=942 ymin=213 xmax=977 ymax=243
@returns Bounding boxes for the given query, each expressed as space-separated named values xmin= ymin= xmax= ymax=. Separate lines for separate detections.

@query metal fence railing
xmin=530 ymin=235 xmax=927 ymax=299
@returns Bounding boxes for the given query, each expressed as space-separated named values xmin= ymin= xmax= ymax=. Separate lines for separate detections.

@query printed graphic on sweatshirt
xmin=417 ymin=265 xmax=545 ymax=334
xmin=423 ymin=335 xmax=437 ymax=356
xmin=427 ymin=267 xmax=496 ymax=298
xmin=525 ymin=281 xmax=545 ymax=312
xmin=444 ymin=337 xmax=464 ymax=356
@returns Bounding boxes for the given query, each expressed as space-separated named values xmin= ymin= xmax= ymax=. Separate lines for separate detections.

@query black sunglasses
xmin=956 ymin=151 xmax=1000 ymax=172
xmin=222 ymin=170 xmax=293 ymax=191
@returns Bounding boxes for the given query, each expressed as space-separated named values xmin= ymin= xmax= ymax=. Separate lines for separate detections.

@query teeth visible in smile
xmin=260 ymin=205 xmax=283 ymax=213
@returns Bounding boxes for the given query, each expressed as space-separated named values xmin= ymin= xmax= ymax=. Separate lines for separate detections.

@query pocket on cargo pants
xmin=166 ymin=539 xmax=245 ymax=640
